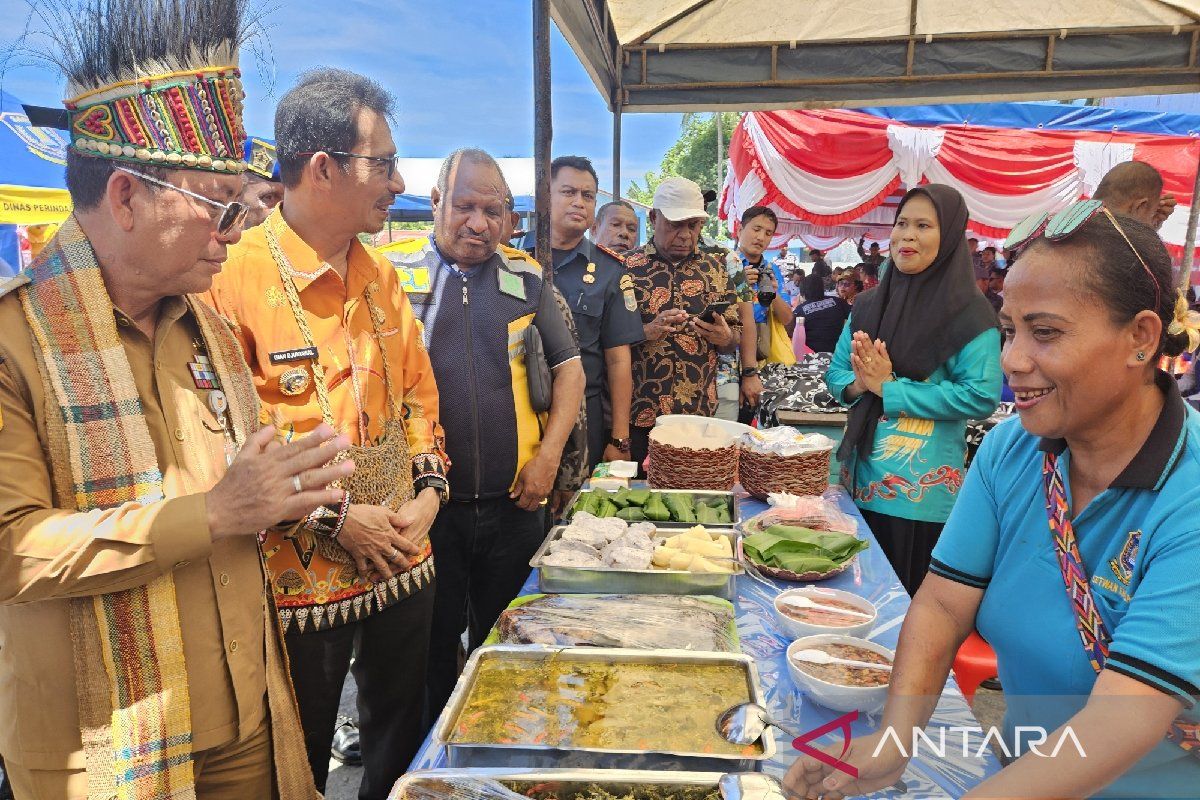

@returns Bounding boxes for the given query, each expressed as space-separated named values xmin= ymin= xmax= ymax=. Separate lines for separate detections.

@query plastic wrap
xmin=436 ymin=646 xmax=771 ymax=771
xmin=398 ymin=776 xmax=533 ymax=800
xmin=538 ymin=515 xmax=737 ymax=574
xmin=411 ymin=487 xmax=1002 ymax=798
xmin=737 ymin=427 xmax=835 ymax=457
xmin=393 ymin=772 xmax=724 ymax=800
xmin=486 ymin=594 xmax=738 ymax=652
xmin=743 ymin=492 xmax=859 ymax=536
xmin=566 ymin=491 xmax=737 ymax=530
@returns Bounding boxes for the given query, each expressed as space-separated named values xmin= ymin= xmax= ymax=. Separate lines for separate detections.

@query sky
xmin=0 ymin=0 xmax=683 ymax=196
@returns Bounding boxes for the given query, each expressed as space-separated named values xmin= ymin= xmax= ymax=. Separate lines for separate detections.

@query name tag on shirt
xmin=498 ymin=269 xmax=526 ymax=300
xmin=269 ymin=346 xmax=319 ymax=365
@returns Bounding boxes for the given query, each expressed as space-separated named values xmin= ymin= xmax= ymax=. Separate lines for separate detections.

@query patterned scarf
xmin=1042 ymin=452 xmax=1200 ymax=757
xmin=12 ymin=217 xmax=264 ymax=799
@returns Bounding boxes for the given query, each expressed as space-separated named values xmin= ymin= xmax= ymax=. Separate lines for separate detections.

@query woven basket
xmin=752 ymin=559 xmax=854 ymax=583
xmin=738 ymin=446 xmax=832 ymax=499
xmin=740 ymin=515 xmax=861 ymax=581
xmin=647 ymin=438 xmax=739 ymax=490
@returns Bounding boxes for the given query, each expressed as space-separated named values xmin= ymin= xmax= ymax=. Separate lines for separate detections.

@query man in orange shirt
xmin=207 ymin=68 xmax=448 ymax=800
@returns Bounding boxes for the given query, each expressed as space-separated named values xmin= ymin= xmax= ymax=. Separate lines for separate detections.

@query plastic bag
xmin=737 ymin=427 xmax=834 ymax=457
xmin=492 ymin=594 xmax=738 ymax=652
xmin=742 ymin=492 xmax=858 ymax=536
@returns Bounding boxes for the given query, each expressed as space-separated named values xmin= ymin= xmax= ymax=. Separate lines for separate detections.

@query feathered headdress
xmin=17 ymin=0 xmax=257 ymax=174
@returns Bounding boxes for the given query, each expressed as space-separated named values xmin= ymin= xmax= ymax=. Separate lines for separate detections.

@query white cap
xmin=652 ymin=176 xmax=708 ymax=222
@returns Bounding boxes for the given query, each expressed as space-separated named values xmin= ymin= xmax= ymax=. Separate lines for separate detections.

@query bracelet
xmin=304 ymin=490 xmax=351 ymax=539
xmin=328 ymin=492 xmax=351 ymax=541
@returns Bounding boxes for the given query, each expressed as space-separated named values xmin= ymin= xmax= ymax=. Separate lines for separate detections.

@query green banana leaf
xmin=742 ymin=525 xmax=868 ymax=573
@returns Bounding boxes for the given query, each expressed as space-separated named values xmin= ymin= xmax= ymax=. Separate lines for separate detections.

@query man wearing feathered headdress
xmin=0 ymin=1 xmax=339 ymax=797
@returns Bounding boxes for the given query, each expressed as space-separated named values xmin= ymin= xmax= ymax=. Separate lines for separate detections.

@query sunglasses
xmin=298 ymin=151 xmax=402 ymax=180
xmin=116 ymin=166 xmax=248 ymax=235
xmin=1004 ymin=199 xmax=1160 ymax=312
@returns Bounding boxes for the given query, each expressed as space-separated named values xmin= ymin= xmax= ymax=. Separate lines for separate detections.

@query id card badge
xmin=498 ymin=269 xmax=527 ymax=300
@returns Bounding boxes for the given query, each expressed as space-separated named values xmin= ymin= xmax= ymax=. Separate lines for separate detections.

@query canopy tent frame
xmin=613 ymin=26 xmax=1200 ymax=110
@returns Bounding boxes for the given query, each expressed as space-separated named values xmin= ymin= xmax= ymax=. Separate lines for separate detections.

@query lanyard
xmin=1042 ymin=452 xmax=1200 ymax=755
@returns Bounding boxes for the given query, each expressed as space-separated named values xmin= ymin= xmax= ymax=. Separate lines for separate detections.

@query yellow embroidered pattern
xmin=895 ymin=416 xmax=934 ymax=437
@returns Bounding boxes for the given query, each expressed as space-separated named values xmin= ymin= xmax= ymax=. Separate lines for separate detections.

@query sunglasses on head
xmin=116 ymin=166 xmax=248 ymax=235
xmin=1004 ymin=199 xmax=1160 ymax=313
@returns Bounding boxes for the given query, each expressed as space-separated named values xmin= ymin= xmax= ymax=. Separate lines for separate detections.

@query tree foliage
xmin=629 ymin=112 xmax=742 ymax=239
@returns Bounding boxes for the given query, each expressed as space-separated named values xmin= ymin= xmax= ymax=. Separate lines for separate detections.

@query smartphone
xmin=699 ymin=301 xmax=731 ymax=323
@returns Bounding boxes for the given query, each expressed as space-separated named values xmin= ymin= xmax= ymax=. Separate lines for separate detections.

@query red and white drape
xmin=720 ymin=109 xmax=1200 ymax=258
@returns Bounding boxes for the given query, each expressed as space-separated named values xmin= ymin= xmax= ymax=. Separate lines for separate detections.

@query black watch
xmin=741 ymin=367 xmax=759 ymax=378
xmin=413 ymin=475 xmax=450 ymax=506
xmin=608 ymin=436 xmax=631 ymax=453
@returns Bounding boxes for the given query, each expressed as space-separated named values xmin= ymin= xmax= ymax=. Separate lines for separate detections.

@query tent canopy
xmin=388 ymin=157 xmax=535 ymax=221
xmin=552 ymin=0 xmax=1200 ymax=112
xmin=719 ymin=103 xmax=1200 ymax=257
xmin=0 ymin=90 xmax=71 ymax=226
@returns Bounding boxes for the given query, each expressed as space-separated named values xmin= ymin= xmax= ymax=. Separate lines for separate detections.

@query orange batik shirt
xmin=205 ymin=209 xmax=448 ymax=634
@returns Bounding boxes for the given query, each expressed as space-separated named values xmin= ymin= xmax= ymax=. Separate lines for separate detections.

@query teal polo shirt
xmin=931 ymin=372 xmax=1200 ymax=798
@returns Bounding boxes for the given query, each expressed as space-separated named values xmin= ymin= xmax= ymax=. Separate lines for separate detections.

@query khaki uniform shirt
xmin=0 ymin=293 xmax=266 ymax=769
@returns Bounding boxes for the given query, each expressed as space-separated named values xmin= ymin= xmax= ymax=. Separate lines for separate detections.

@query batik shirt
xmin=625 ymin=240 xmax=741 ymax=427
xmin=207 ymin=210 xmax=449 ymax=634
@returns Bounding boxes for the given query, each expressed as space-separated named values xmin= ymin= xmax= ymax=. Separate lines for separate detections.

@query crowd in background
xmin=4 ymin=5 xmax=1200 ymax=792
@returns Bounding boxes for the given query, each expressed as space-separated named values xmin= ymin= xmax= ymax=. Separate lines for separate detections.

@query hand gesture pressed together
xmin=850 ymin=331 xmax=894 ymax=397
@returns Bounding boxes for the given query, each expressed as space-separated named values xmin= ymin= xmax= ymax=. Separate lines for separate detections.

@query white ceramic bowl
xmin=786 ymin=634 xmax=894 ymax=714
xmin=773 ymin=587 xmax=877 ymax=639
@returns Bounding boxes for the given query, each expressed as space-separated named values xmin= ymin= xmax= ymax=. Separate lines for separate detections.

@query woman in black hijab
xmin=824 ymin=185 xmax=1002 ymax=593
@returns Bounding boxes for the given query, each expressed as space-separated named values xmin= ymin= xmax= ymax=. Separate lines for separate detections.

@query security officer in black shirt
xmin=533 ymin=156 xmax=644 ymax=484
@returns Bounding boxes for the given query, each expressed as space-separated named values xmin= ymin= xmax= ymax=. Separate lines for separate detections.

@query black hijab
xmin=838 ymin=184 xmax=998 ymax=462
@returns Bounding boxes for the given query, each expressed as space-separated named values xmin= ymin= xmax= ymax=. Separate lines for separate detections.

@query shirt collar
xmin=555 ymin=238 xmax=590 ymax=270
xmin=270 ymin=208 xmax=376 ymax=297
xmin=738 ymin=250 xmax=764 ymax=267
xmin=1037 ymin=370 xmax=1187 ymax=490
xmin=431 ymin=237 xmax=498 ymax=279
xmin=112 ymin=295 xmax=188 ymax=329
xmin=645 ymin=238 xmax=697 ymax=265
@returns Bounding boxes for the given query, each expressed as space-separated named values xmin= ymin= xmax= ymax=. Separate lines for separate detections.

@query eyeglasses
xmin=297 ymin=151 xmax=402 ymax=180
xmin=115 ymin=166 xmax=248 ymax=235
xmin=1004 ymin=199 xmax=1160 ymax=313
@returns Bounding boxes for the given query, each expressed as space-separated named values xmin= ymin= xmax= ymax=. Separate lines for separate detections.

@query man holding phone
xmin=623 ymin=177 xmax=741 ymax=469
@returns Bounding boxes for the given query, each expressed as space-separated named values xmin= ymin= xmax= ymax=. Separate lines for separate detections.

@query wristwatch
xmin=741 ymin=367 xmax=760 ymax=378
xmin=414 ymin=474 xmax=450 ymax=506
xmin=608 ymin=436 xmax=632 ymax=453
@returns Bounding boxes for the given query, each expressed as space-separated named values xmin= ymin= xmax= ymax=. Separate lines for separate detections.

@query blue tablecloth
xmin=410 ymin=487 xmax=1001 ymax=797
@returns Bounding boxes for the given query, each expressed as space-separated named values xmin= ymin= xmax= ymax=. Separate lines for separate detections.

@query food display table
xmin=409 ymin=487 xmax=1001 ymax=798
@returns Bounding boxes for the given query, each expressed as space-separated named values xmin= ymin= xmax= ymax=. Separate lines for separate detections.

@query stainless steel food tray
xmin=530 ymin=525 xmax=743 ymax=598
xmin=564 ymin=488 xmax=739 ymax=530
xmin=431 ymin=646 xmax=775 ymax=772
xmin=390 ymin=769 xmax=727 ymax=800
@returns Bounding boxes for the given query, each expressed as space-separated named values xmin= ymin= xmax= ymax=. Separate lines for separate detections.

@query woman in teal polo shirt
xmin=788 ymin=206 xmax=1200 ymax=799
xmin=826 ymin=185 xmax=1002 ymax=594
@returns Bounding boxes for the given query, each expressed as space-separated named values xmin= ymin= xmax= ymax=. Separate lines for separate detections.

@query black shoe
xmin=331 ymin=717 xmax=362 ymax=766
